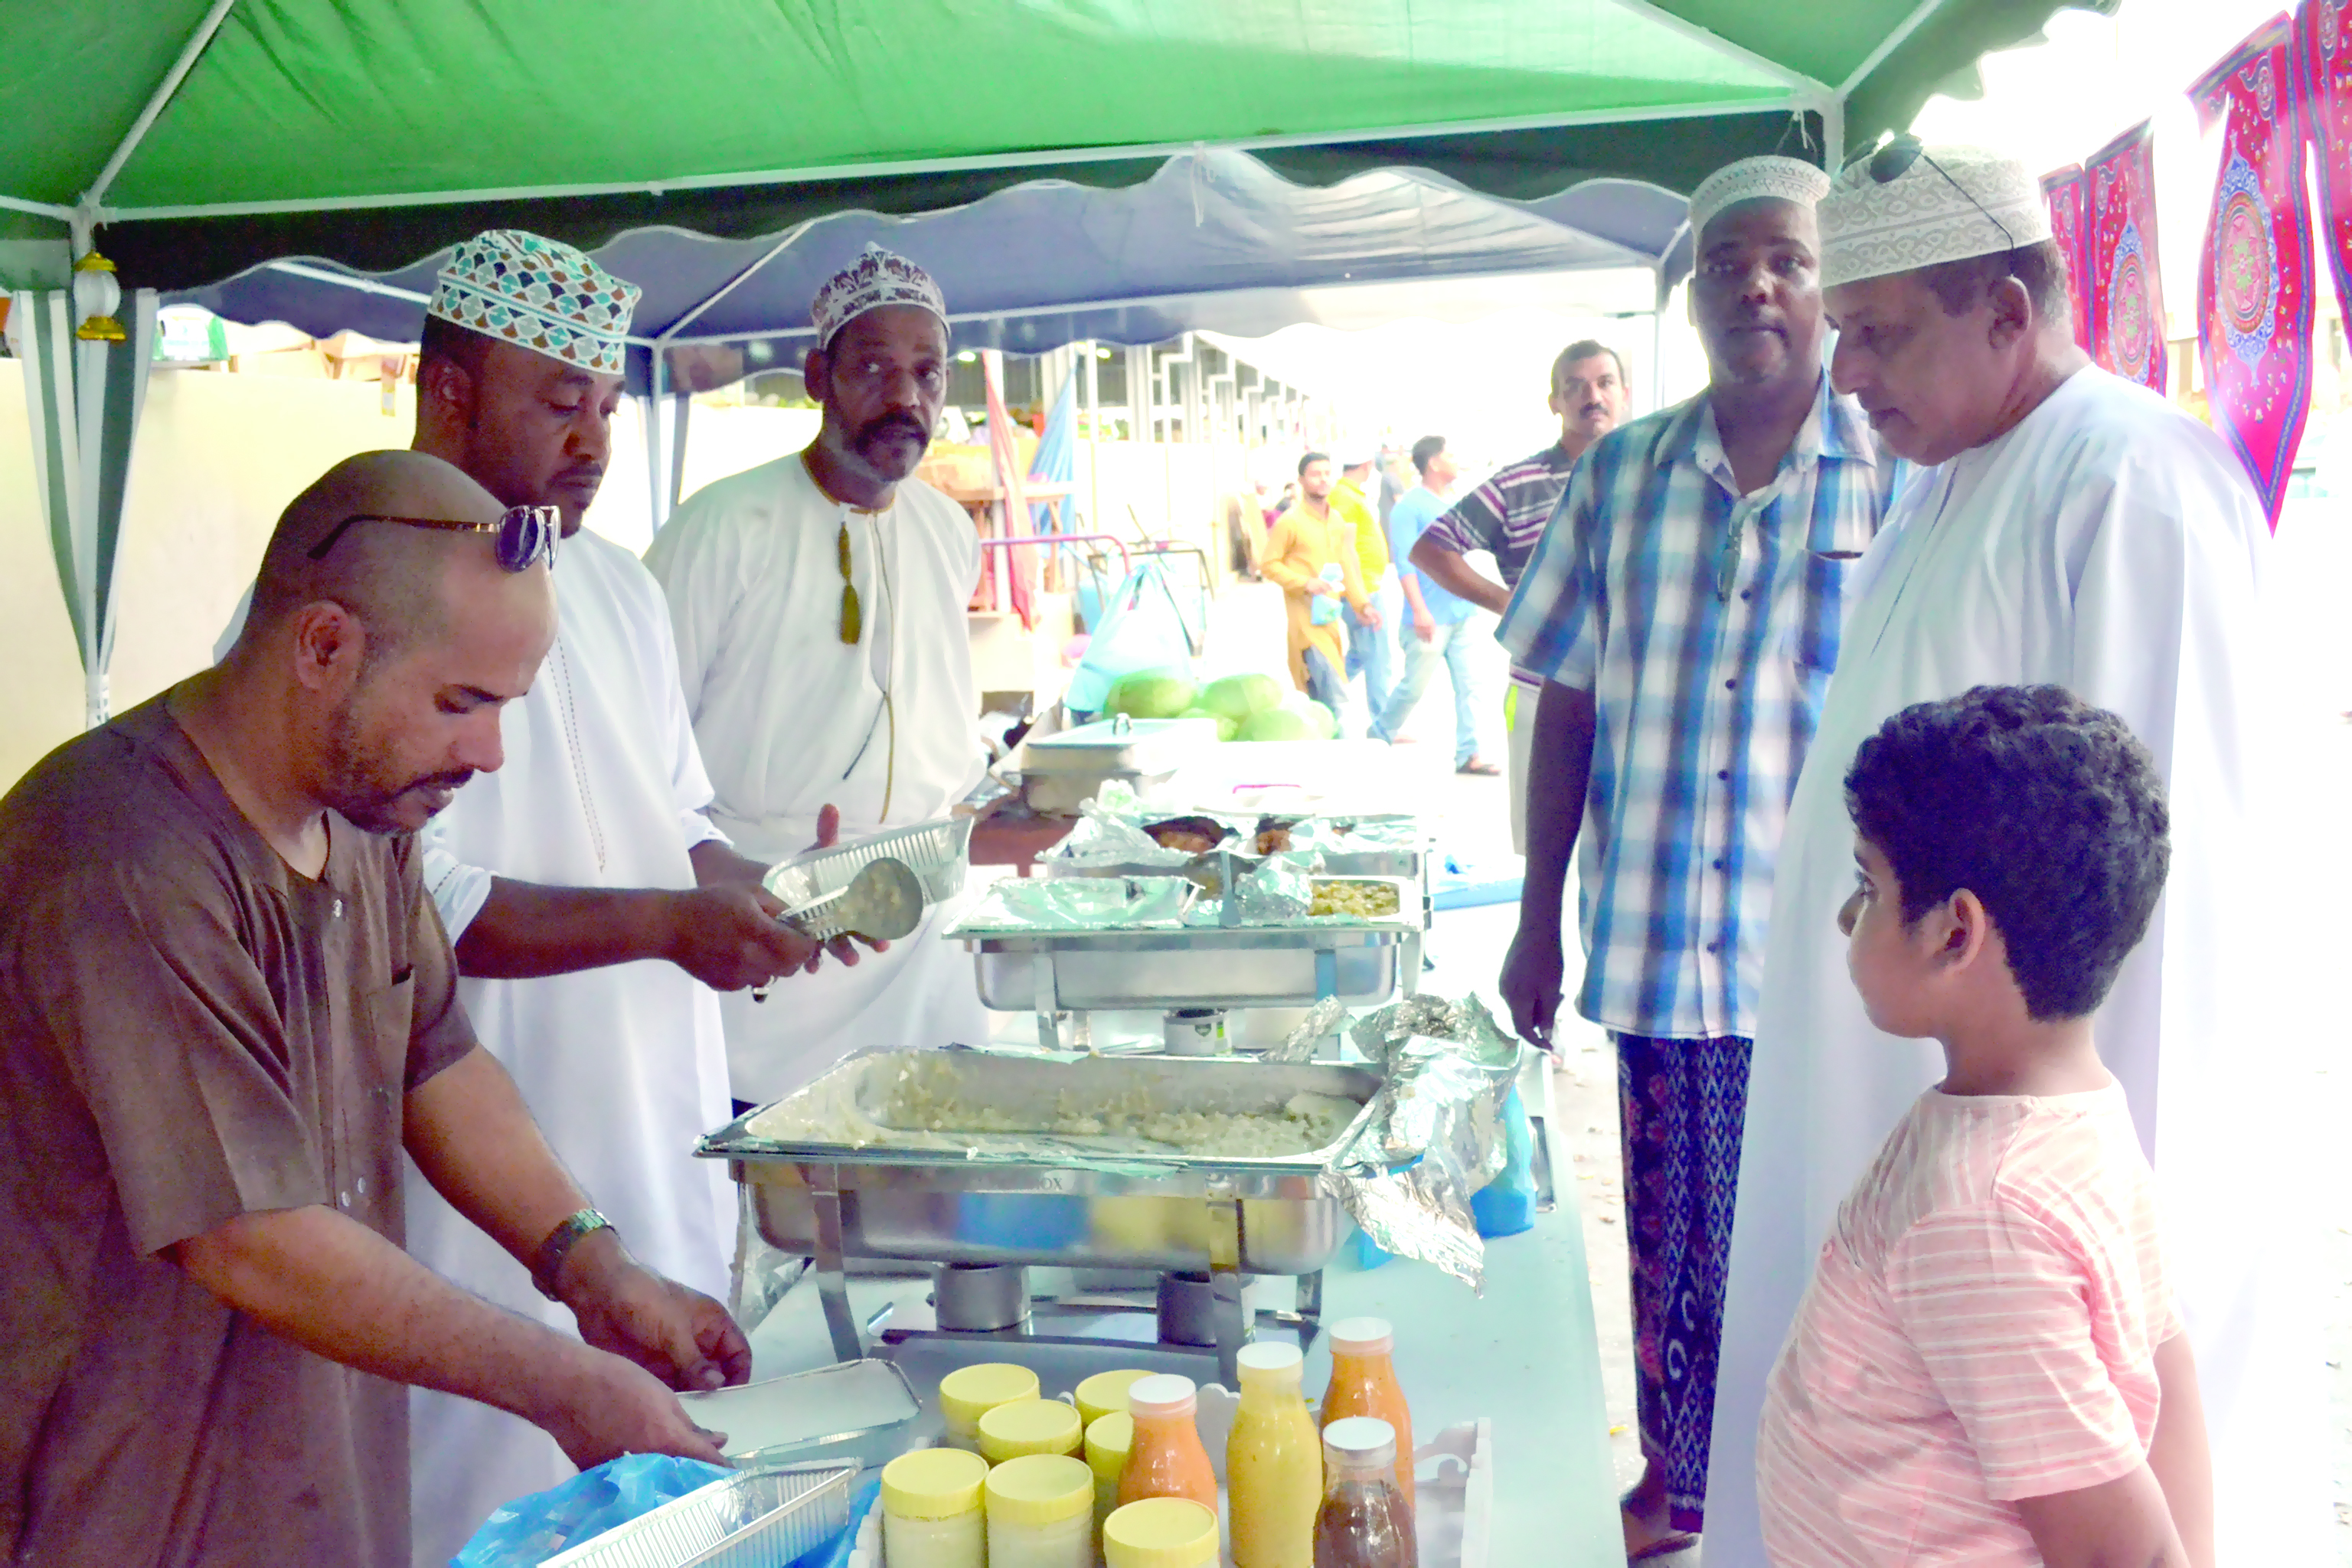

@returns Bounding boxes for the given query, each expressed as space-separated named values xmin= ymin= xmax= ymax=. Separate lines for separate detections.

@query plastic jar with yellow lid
xmin=984 ymin=1452 xmax=1096 ymax=1568
xmin=1085 ymin=1412 xmax=1135 ymax=1550
xmin=978 ymin=1397 xmax=1084 ymax=1465
xmin=880 ymin=1448 xmax=988 ymax=1568
xmin=939 ymin=1362 xmax=1041 ymax=1453
xmin=1075 ymin=1368 xmax=1152 ymax=1429
xmin=1102 ymin=1496 xmax=1220 ymax=1568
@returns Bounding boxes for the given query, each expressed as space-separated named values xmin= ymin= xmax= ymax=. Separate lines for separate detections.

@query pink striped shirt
xmin=1757 ymin=1083 xmax=2179 ymax=1566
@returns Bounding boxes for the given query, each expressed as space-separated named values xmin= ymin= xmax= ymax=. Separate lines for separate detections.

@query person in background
xmin=1494 ymin=155 xmax=1899 ymax=1560
xmin=1707 ymin=140 xmax=2324 ymax=1566
xmin=1410 ymin=341 xmax=1632 ymax=849
xmin=0 ymin=452 xmax=746 ymax=1568
xmin=1334 ymin=451 xmax=1399 ymax=721
xmin=646 ymin=247 xmax=1021 ymax=1111
xmin=1758 ymin=685 xmax=2212 ymax=1568
xmin=1368 ymin=436 xmax=1494 ymax=773
xmin=1377 ymin=446 xmax=1411 ymax=528
xmin=1259 ymin=451 xmax=1377 ymax=711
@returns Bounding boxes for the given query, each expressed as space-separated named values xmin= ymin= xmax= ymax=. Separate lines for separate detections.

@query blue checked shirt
xmin=1496 ymin=372 xmax=1904 ymax=1040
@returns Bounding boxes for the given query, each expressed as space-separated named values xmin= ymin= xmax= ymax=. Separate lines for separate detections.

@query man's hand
xmin=1411 ymin=607 xmax=1436 ymax=644
xmin=529 ymin=1341 xmax=734 ymax=1472
xmin=802 ymin=804 xmax=884 ymax=968
xmin=1500 ymin=923 xmax=1565 ymax=1047
xmin=1359 ymin=604 xmax=1384 ymax=630
xmin=556 ymin=1229 xmax=753 ymax=1394
xmin=661 ymin=884 xmax=825 ymax=989
xmin=1307 ymin=577 xmax=1341 ymax=598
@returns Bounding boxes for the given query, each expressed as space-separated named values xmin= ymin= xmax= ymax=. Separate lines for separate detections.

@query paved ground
xmin=1200 ymin=544 xmax=2352 ymax=1560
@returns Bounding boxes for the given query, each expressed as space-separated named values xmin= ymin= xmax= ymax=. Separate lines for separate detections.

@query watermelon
xmin=1236 ymin=707 xmax=1315 ymax=743
xmin=1106 ymin=668 xmax=1197 ymax=719
xmin=1198 ymin=672 xmax=1285 ymax=722
xmin=1180 ymin=706 xmax=1241 ymax=742
xmin=1276 ymin=691 xmax=1340 ymax=740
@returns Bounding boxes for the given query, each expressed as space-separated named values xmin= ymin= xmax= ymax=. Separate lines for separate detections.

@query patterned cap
xmin=1688 ymin=155 xmax=1833 ymax=240
xmin=812 ymin=244 xmax=948 ymax=349
xmin=1818 ymin=143 xmax=2052 ymax=292
xmin=428 ymin=229 xmax=639 ymax=377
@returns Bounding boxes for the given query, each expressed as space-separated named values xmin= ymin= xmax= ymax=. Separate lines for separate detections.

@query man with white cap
xmin=1493 ymin=155 xmax=1903 ymax=1559
xmin=1705 ymin=139 xmax=2326 ymax=1564
xmin=390 ymin=230 xmax=838 ymax=1565
xmin=648 ymin=247 xmax=995 ymax=1106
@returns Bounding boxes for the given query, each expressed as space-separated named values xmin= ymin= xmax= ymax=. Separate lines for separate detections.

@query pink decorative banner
xmin=2040 ymin=165 xmax=2096 ymax=352
xmin=2299 ymin=0 xmax=2352 ymax=323
xmin=2086 ymin=121 xmax=2170 ymax=395
xmin=2193 ymin=15 xmax=2313 ymax=528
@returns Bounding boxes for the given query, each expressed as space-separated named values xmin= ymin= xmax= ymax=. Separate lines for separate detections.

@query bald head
xmin=230 ymin=449 xmax=555 ymax=835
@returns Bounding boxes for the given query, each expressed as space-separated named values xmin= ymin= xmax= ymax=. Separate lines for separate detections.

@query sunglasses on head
xmin=1850 ymin=134 xmax=2015 ymax=253
xmin=307 ymin=505 xmax=561 ymax=573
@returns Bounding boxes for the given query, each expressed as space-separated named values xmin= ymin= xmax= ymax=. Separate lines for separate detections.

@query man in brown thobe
xmin=0 ymin=451 xmax=751 ymax=1568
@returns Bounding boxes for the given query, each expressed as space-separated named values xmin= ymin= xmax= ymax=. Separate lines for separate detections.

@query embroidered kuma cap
xmin=428 ymin=229 xmax=639 ymax=377
xmin=1818 ymin=142 xmax=2052 ymax=291
xmin=1688 ymin=155 xmax=1833 ymax=240
xmin=811 ymin=243 xmax=949 ymax=350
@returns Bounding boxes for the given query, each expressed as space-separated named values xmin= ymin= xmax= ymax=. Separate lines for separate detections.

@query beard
xmin=848 ymin=410 xmax=933 ymax=479
xmin=323 ymin=688 xmax=473 ymax=835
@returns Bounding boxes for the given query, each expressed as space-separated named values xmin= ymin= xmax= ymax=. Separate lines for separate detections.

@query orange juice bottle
xmin=1228 ymin=1341 xmax=1323 ymax=1568
xmin=1116 ymin=1374 xmax=1217 ymax=1509
xmin=1321 ymin=1318 xmax=1413 ymax=1508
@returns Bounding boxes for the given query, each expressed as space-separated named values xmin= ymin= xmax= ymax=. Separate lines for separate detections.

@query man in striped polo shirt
xmin=1494 ymin=155 xmax=1904 ymax=1561
xmin=1410 ymin=340 xmax=1629 ymax=849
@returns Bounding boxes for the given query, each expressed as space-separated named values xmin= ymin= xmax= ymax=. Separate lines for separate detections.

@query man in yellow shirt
xmin=1331 ymin=452 xmax=1397 ymax=723
xmin=1261 ymin=452 xmax=1377 ymax=707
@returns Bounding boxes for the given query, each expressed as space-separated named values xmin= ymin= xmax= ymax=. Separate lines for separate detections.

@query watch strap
xmin=530 ymin=1207 xmax=613 ymax=1301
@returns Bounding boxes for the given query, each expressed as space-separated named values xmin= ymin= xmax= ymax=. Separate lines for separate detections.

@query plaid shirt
xmin=1497 ymin=373 xmax=1903 ymax=1040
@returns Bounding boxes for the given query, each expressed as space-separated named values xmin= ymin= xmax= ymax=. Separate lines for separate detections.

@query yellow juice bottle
xmin=1227 ymin=1341 xmax=1323 ymax=1568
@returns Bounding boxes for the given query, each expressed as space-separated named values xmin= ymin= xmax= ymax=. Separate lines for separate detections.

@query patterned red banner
xmin=2040 ymin=165 xmax=2096 ymax=352
xmin=2299 ymin=0 xmax=2352 ymax=322
xmin=2085 ymin=121 xmax=2171 ymax=394
xmin=2193 ymin=15 xmax=2314 ymax=528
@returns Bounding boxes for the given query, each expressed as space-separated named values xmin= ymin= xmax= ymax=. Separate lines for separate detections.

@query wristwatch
xmin=530 ymin=1207 xmax=615 ymax=1301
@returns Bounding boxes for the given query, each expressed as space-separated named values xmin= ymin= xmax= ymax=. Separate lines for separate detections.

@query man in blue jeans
xmin=1369 ymin=436 xmax=1498 ymax=774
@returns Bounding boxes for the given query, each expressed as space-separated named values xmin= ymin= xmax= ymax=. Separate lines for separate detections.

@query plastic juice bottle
xmin=1321 ymin=1318 xmax=1413 ymax=1508
xmin=1116 ymin=1374 xmax=1217 ymax=1509
xmin=1228 ymin=1341 xmax=1323 ymax=1568
xmin=1312 ymin=1417 xmax=1416 ymax=1568
xmin=1104 ymin=1497 xmax=1220 ymax=1568
xmin=939 ymin=1362 xmax=1041 ymax=1454
xmin=880 ymin=1447 xmax=989 ymax=1568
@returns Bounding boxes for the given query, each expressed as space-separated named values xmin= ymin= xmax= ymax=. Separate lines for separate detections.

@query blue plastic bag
xmin=453 ymin=1453 xmax=732 ymax=1566
xmin=1064 ymin=558 xmax=1202 ymax=714
xmin=1469 ymin=1084 xmax=1538 ymax=1239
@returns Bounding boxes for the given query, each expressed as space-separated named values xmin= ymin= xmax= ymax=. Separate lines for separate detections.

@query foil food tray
xmin=540 ymin=1462 xmax=855 ymax=1568
xmin=700 ymin=1051 xmax=1383 ymax=1275
xmin=676 ymin=1360 xmax=918 ymax=1472
xmin=1040 ymin=811 xmax=1426 ymax=880
xmin=763 ymin=817 xmax=972 ymax=942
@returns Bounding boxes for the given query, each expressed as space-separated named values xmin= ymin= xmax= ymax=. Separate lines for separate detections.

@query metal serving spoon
xmin=753 ymin=857 xmax=925 ymax=1002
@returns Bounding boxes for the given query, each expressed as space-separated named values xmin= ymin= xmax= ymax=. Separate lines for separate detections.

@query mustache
xmin=854 ymin=410 xmax=932 ymax=447
xmin=404 ymin=769 xmax=476 ymax=796
xmin=551 ymin=464 xmax=605 ymax=488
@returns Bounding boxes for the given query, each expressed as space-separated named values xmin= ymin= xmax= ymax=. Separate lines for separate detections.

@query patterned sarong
xmin=1614 ymin=1032 xmax=1754 ymax=1534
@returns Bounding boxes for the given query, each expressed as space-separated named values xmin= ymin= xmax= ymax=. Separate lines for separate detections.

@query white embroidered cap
xmin=811 ymin=243 xmax=949 ymax=349
xmin=1687 ymin=155 xmax=1833 ymax=240
xmin=1818 ymin=142 xmax=2052 ymax=291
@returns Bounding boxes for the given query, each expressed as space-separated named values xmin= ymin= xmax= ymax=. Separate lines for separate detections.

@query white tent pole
xmin=1083 ymin=340 xmax=1102 ymax=533
xmin=1596 ymin=0 xmax=1828 ymax=94
xmin=655 ymin=224 xmax=814 ymax=348
xmin=1838 ymin=0 xmax=1946 ymax=97
xmin=0 ymin=194 xmax=74 ymax=221
xmin=80 ymin=0 xmax=240 ymax=211
xmin=97 ymin=98 xmax=1786 ymax=224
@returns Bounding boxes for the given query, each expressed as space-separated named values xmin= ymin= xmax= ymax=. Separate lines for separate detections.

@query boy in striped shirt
xmin=1756 ymin=685 xmax=2213 ymax=1568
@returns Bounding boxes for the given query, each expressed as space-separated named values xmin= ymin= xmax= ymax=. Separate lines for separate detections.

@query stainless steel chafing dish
xmin=700 ymin=1050 xmax=1382 ymax=1377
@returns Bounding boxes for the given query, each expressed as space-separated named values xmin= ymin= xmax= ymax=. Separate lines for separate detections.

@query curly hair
xmin=1844 ymin=684 xmax=2169 ymax=1021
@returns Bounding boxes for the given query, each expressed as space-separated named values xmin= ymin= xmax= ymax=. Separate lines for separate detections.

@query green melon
xmin=1198 ymin=672 xmax=1285 ymax=722
xmin=1178 ymin=706 xmax=1240 ymax=742
xmin=1236 ymin=707 xmax=1315 ymax=743
xmin=1106 ymin=668 xmax=1197 ymax=719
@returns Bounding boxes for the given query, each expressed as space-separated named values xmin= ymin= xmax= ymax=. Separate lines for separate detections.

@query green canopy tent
xmin=0 ymin=0 xmax=2102 ymax=730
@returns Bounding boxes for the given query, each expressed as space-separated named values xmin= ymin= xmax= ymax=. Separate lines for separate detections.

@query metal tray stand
xmin=702 ymin=1051 xmax=1383 ymax=1383
xmin=541 ymin=1462 xmax=857 ymax=1568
